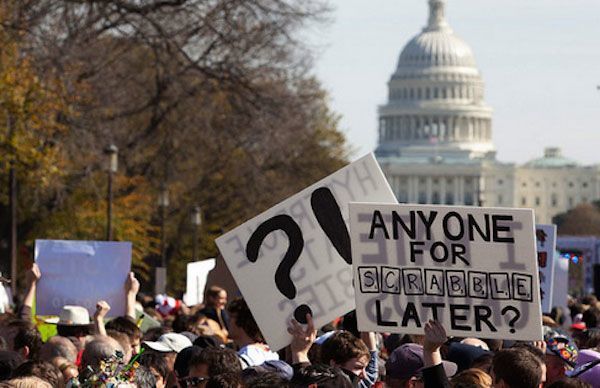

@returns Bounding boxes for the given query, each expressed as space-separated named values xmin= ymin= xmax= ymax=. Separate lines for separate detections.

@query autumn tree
xmin=1 ymin=0 xmax=350 ymax=294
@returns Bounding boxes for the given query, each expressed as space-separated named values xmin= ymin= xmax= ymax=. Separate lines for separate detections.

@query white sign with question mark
xmin=216 ymin=154 xmax=397 ymax=351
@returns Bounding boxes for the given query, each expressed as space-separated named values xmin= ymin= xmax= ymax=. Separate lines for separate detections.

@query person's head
xmin=289 ymin=364 xmax=354 ymax=388
xmin=544 ymin=331 xmax=578 ymax=385
xmin=242 ymin=371 xmax=288 ymax=388
xmin=386 ymin=343 xmax=457 ymax=388
xmin=205 ymin=372 xmax=242 ymax=388
xmin=134 ymin=365 xmax=157 ymax=388
xmin=460 ymin=338 xmax=490 ymax=350
xmin=206 ymin=286 xmax=227 ymax=310
xmin=188 ymin=347 xmax=242 ymax=382
xmin=4 ymin=376 xmax=52 ymax=388
xmin=545 ymin=378 xmax=592 ymax=388
xmin=140 ymin=351 xmax=169 ymax=388
xmin=227 ymin=298 xmax=263 ymax=345
xmin=471 ymin=353 xmax=494 ymax=375
xmin=174 ymin=346 xmax=204 ymax=379
xmin=80 ymin=336 xmax=124 ymax=373
xmin=55 ymin=306 xmax=95 ymax=342
xmin=107 ymin=330 xmax=132 ymax=363
xmin=447 ymin=342 xmax=492 ymax=373
xmin=105 ymin=316 xmax=143 ymax=354
xmin=320 ymin=331 xmax=370 ymax=379
xmin=143 ymin=332 xmax=193 ymax=372
xmin=50 ymin=356 xmax=79 ymax=383
xmin=11 ymin=360 xmax=64 ymax=388
xmin=491 ymin=348 xmax=543 ymax=388
xmin=0 ymin=350 xmax=23 ymax=381
xmin=38 ymin=335 xmax=78 ymax=363
xmin=451 ymin=368 xmax=492 ymax=388
xmin=6 ymin=321 xmax=42 ymax=360
xmin=581 ymin=294 xmax=597 ymax=307
xmin=582 ymin=307 xmax=600 ymax=329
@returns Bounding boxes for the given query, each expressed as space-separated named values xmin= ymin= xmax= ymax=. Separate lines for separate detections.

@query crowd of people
xmin=0 ymin=264 xmax=599 ymax=387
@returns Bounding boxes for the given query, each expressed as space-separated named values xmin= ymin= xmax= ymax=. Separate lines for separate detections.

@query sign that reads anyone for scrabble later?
xmin=216 ymin=154 xmax=397 ymax=351
xmin=350 ymin=203 xmax=543 ymax=341
xmin=535 ymin=224 xmax=556 ymax=313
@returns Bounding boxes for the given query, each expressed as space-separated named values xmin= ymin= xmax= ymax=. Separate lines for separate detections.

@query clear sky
xmin=310 ymin=0 xmax=600 ymax=164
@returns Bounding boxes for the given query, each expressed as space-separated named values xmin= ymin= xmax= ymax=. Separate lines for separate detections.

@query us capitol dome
xmin=375 ymin=0 xmax=600 ymax=227
xmin=376 ymin=0 xmax=493 ymax=160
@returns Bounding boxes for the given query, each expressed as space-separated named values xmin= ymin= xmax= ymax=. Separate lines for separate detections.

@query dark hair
xmin=510 ymin=342 xmax=545 ymax=363
xmin=8 ymin=321 xmax=42 ymax=360
xmin=12 ymin=360 xmax=64 ymax=387
xmin=139 ymin=351 xmax=169 ymax=381
xmin=174 ymin=346 xmax=203 ymax=378
xmin=290 ymin=364 xmax=354 ymax=388
xmin=57 ymin=324 xmax=93 ymax=338
xmin=206 ymin=372 xmax=242 ymax=388
xmin=172 ymin=314 xmax=191 ymax=333
xmin=578 ymin=328 xmax=600 ymax=349
xmin=546 ymin=378 xmax=593 ymax=388
xmin=582 ymin=307 xmax=600 ymax=329
xmin=206 ymin=286 xmax=225 ymax=300
xmin=227 ymin=298 xmax=263 ymax=343
xmin=105 ymin=316 xmax=142 ymax=341
xmin=142 ymin=327 xmax=171 ymax=342
xmin=189 ymin=347 xmax=241 ymax=377
xmin=0 ymin=350 xmax=24 ymax=380
xmin=243 ymin=371 xmax=288 ymax=388
xmin=134 ymin=365 xmax=157 ymax=388
xmin=492 ymin=348 xmax=543 ymax=388
xmin=320 ymin=331 xmax=369 ymax=366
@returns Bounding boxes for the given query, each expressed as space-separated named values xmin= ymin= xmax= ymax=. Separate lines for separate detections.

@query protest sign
xmin=552 ymin=251 xmax=570 ymax=324
xmin=536 ymin=224 xmax=556 ymax=313
xmin=216 ymin=153 xmax=397 ymax=350
xmin=350 ymin=203 xmax=543 ymax=341
xmin=183 ymin=258 xmax=217 ymax=306
xmin=35 ymin=240 xmax=132 ymax=317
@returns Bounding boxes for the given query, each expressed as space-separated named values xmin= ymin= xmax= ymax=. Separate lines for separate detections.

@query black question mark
xmin=246 ymin=214 xmax=312 ymax=323
xmin=310 ymin=187 xmax=352 ymax=265
xmin=501 ymin=306 xmax=521 ymax=334
xmin=245 ymin=186 xmax=352 ymax=325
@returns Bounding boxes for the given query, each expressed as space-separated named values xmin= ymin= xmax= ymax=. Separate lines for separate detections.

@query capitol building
xmin=376 ymin=0 xmax=600 ymax=224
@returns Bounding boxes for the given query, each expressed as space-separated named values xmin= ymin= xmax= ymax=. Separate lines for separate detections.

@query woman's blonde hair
xmin=451 ymin=368 xmax=492 ymax=388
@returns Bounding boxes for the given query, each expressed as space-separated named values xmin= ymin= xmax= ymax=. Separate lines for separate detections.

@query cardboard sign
xmin=350 ymin=203 xmax=543 ymax=341
xmin=216 ymin=154 xmax=396 ymax=350
xmin=552 ymin=252 xmax=570 ymax=326
xmin=536 ymin=224 xmax=556 ymax=313
xmin=183 ymin=258 xmax=216 ymax=306
xmin=35 ymin=240 xmax=132 ymax=317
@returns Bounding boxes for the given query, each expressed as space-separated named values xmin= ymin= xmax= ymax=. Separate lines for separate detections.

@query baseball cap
xmin=386 ymin=343 xmax=457 ymax=380
xmin=143 ymin=333 xmax=192 ymax=353
xmin=544 ymin=328 xmax=578 ymax=367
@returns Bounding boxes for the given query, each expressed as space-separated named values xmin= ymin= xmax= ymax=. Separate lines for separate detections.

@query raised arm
xmin=125 ymin=272 xmax=140 ymax=321
xmin=287 ymin=313 xmax=316 ymax=364
xmin=422 ymin=319 xmax=451 ymax=388
xmin=94 ymin=300 xmax=111 ymax=336
xmin=20 ymin=264 xmax=41 ymax=321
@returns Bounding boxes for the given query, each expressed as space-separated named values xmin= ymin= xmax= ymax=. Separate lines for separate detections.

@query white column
xmin=440 ymin=178 xmax=447 ymax=204
xmin=458 ymin=176 xmax=465 ymax=205
xmin=426 ymin=177 xmax=433 ymax=203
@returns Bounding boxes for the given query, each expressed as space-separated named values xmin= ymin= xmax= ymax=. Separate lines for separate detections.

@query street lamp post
xmin=104 ymin=144 xmax=118 ymax=241
xmin=158 ymin=185 xmax=170 ymax=267
xmin=155 ymin=185 xmax=169 ymax=295
xmin=191 ymin=206 xmax=202 ymax=261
